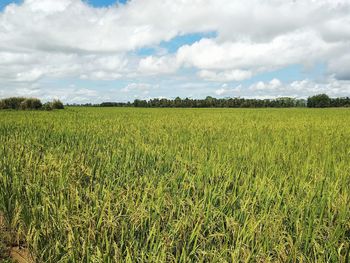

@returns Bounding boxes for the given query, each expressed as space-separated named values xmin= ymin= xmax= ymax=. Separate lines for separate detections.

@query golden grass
xmin=0 ymin=107 xmax=349 ymax=262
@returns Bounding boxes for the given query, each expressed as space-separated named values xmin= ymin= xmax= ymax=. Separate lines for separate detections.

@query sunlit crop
xmin=1 ymin=107 xmax=349 ymax=262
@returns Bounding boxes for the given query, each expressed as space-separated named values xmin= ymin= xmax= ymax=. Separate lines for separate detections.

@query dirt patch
xmin=10 ymin=247 xmax=33 ymax=263
xmin=0 ymin=213 xmax=34 ymax=263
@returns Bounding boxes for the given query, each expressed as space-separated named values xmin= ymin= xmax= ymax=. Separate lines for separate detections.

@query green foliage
xmin=42 ymin=102 xmax=53 ymax=111
xmin=19 ymin=98 xmax=42 ymax=110
xmin=51 ymin=99 xmax=64 ymax=109
xmin=70 ymin=95 xmax=350 ymax=108
xmin=0 ymin=97 xmax=64 ymax=111
xmin=330 ymin=97 xmax=350 ymax=107
xmin=133 ymin=97 xmax=307 ymax=108
xmin=307 ymin=94 xmax=331 ymax=108
xmin=0 ymin=97 xmax=42 ymax=110
xmin=0 ymin=97 xmax=26 ymax=110
xmin=0 ymin=108 xmax=349 ymax=262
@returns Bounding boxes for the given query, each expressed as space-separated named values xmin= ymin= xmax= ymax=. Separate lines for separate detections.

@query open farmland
xmin=0 ymin=107 xmax=350 ymax=262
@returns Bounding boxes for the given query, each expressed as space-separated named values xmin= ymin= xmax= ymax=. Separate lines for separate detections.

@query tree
xmin=19 ymin=98 xmax=42 ymax=110
xmin=134 ymin=99 xmax=148 ymax=107
xmin=51 ymin=99 xmax=64 ymax=109
xmin=307 ymin=94 xmax=331 ymax=108
xmin=0 ymin=97 xmax=66 ymax=110
xmin=42 ymin=102 xmax=53 ymax=111
xmin=0 ymin=97 xmax=26 ymax=109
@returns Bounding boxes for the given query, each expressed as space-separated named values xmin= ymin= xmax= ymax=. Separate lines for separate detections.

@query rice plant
xmin=0 ymin=108 xmax=349 ymax=262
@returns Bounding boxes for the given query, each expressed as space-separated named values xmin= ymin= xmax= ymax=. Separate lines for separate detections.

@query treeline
xmin=7 ymin=94 xmax=347 ymax=109
xmin=0 ymin=97 xmax=64 ymax=110
xmin=307 ymin=94 xmax=350 ymax=108
xmin=70 ymin=97 xmax=306 ymax=108
xmin=134 ymin=97 xmax=308 ymax=108
xmin=69 ymin=94 xmax=350 ymax=108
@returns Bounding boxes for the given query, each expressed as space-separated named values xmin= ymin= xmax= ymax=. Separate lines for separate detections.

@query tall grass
xmin=0 ymin=108 xmax=349 ymax=262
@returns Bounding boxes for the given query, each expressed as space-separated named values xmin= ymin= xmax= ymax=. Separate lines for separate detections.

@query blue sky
xmin=88 ymin=0 xmax=126 ymax=7
xmin=0 ymin=0 xmax=126 ymax=9
xmin=0 ymin=0 xmax=349 ymax=103
xmin=0 ymin=0 xmax=20 ymax=10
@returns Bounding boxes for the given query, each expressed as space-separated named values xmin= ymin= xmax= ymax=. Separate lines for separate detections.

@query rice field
xmin=0 ymin=107 xmax=349 ymax=262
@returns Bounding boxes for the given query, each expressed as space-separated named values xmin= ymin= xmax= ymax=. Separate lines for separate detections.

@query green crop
xmin=0 ymin=107 xmax=349 ymax=262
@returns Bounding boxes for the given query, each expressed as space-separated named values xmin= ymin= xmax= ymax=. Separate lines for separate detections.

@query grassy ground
xmin=0 ymin=107 xmax=349 ymax=262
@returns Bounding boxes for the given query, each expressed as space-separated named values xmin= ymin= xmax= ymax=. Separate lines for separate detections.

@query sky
xmin=0 ymin=0 xmax=350 ymax=103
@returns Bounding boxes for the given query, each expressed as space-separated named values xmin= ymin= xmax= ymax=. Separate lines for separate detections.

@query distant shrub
xmin=0 ymin=97 xmax=65 ymax=110
xmin=19 ymin=98 xmax=42 ymax=110
xmin=0 ymin=97 xmax=26 ymax=109
xmin=51 ymin=99 xmax=64 ymax=109
xmin=42 ymin=102 xmax=53 ymax=111
xmin=0 ymin=100 xmax=5 ymax=110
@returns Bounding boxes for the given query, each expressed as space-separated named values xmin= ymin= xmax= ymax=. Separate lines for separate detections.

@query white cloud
xmin=0 ymin=51 xmax=128 ymax=82
xmin=15 ymin=69 xmax=44 ymax=82
xmin=138 ymin=56 xmax=178 ymax=75
xmin=198 ymin=69 xmax=252 ymax=82
xmin=249 ymin=79 xmax=282 ymax=92
xmin=0 ymin=81 xmax=100 ymax=103
xmin=328 ymin=54 xmax=350 ymax=80
xmin=120 ymin=82 xmax=165 ymax=99
xmin=213 ymin=78 xmax=350 ymax=99
xmin=176 ymin=30 xmax=336 ymax=72
xmin=0 ymin=0 xmax=350 ymax=101
xmin=215 ymin=84 xmax=242 ymax=96
xmin=121 ymin=83 xmax=156 ymax=94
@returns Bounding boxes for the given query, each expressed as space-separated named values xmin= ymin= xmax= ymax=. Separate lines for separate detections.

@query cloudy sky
xmin=0 ymin=0 xmax=350 ymax=103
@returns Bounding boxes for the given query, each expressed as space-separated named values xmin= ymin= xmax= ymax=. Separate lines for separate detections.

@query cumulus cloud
xmin=328 ymin=54 xmax=350 ymax=80
xmin=215 ymin=84 xmax=242 ymax=96
xmin=198 ymin=69 xmax=252 ymax=82
xmin=121 ymin=83 xmax=158 ymax=95
xmin=176 ymin=30 xmax=339 ymax=74
xmin=0 ymin=0 xmax=350 ymax=101
xmin=0 ymin=81 xmax=100 ymax=103
xmin=138 ymin=56 xmax=179 ymax=75
xmin=214 ymin=78 xmax=350 ymax=98
xmin=0 ymin=51 xmax=128 ymax=82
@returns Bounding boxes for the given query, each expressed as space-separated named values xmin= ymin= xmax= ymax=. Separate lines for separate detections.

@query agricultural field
xmin=0 ymin=107 xmax=349 ymax=262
